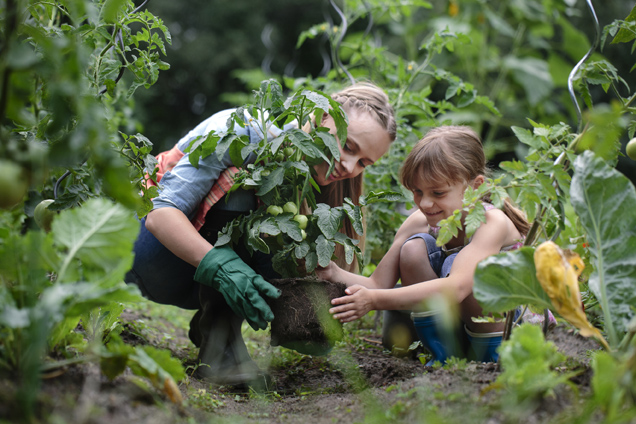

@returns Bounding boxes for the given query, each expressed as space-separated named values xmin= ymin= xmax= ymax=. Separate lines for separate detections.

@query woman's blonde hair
xmin=400 ymin=126 xmax=530 ymax=236
xmin=317 ymin=82 xmax=396 ymax=271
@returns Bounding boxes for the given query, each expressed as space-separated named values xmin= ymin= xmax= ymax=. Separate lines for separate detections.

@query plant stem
xmin=0 ymin=0 xmax=18 ymax=128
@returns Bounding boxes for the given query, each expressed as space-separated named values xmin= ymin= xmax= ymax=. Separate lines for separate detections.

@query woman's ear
xmin=471 ymin=175 xmax=485 ymax=189
xmin=320 ymin=112 xmax=329 ymax=125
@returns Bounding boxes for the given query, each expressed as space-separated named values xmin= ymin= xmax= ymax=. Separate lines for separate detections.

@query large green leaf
xmin=316 ymin=235 xmax=335 ymax=267
xmin=53 ymin=198 xmax=140 ymax=285
xmin=473 ymin=248 xmax=553 ymax=313
xmin=571 ymin=151 xmax=636 ymax=345
xmin=315 ymin=203 xmax=342 ymax=239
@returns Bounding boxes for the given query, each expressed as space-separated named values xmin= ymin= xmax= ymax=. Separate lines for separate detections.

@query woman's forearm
xmin=145 ymin=207 xmax=213 ymax=267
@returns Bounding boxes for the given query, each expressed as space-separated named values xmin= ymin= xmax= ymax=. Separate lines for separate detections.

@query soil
xmin=0 ymin=308 xmax=603 ymax=424
xmin=267 ymin=278 xmax=347 ymax=356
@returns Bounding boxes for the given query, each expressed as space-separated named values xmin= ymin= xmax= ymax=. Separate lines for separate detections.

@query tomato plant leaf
xmin=359 ymin=190 xmax=404 ymax=206
xmin=247 ymin=226 xmax=269 ymax=254
xmin=259 ymin=218 xmax=281 ymax=236
xmin=256 ymin=166 xmax=285 ymax=196
xmin=464 ymin=205 xmax=486 ymax=239
xmin=276 ymin=215 xmax=303 ymax=242
xmin=228 ymin=135 xmax=249 ymax=167
xmin=286 ymin=128 xmax=329 ymax=162
xmin=294 ymin=241 xmax=310 ymax=259
xmin=315 ymin=129 xmax=340 ymax=162
xmin=305 ymin=251 xmax=318 ymax=273
xmin=315 ymin=203 xmax=342 ymax=239
xmin=316 ymin=235 xmax=335 ymax=267
xmin=343 ymin=199 xmax=364 ymax=236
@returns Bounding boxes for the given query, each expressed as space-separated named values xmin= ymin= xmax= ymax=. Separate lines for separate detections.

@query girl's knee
xmin=399 ymin=237 xmax=438 ymax=284
xmin=400 ymin=237 xmax=429 ymax=261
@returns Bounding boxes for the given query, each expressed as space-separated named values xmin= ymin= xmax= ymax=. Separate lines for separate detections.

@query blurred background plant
xmin=0 ymin=0 xmax=180 ymax=420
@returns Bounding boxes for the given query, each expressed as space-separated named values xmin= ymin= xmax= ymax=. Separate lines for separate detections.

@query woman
xmin=125 ymin=82 xmax=397 ymax=388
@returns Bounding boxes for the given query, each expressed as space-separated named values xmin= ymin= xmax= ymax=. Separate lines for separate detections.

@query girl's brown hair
xmin=315 ymin=82 xmax=396 ymax=271
xmin=400 ymin=126 xmax=530 ymax=236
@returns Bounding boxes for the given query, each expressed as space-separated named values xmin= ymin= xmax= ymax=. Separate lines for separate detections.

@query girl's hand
xmin=315 ymin=261 xmax=338 ymax=282
xmin=329 ymin=285 xmax=374 ymax=323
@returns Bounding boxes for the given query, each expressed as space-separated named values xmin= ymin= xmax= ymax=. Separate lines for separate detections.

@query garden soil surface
xmin=3 ymin=307 xmax=602 ymax=424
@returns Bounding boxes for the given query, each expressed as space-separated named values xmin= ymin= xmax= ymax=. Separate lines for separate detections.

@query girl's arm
xmin=317 ymin=210 xmax=429 ymax=289
xmin=330 ymin=209 xmax=514 ymax=322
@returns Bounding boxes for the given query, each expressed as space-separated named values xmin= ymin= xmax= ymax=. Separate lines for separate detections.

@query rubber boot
xmin=465 ymin=326 xmax=503 ymax=363
xmin=193 ymin=285 xmax=271 ymax=390
xmin=411 ymin=311 xmax=465 ymax=366
xmin=382 ymin=310 xmax=418 ymax=357
xmin=188 ymin=309 xmax=203 ymax=348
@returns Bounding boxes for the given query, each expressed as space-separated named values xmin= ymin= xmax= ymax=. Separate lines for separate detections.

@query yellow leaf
xmin=534 ymin=241 xmax=609 ymax=350
xmin=163 ymin=377 xmax=183 ymax=404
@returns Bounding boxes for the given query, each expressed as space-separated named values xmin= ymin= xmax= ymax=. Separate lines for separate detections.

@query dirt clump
xmin=267 ymin=278 xmax=347 ymax=356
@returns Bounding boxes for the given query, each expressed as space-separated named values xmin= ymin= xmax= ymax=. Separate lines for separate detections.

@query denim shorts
xmin=403 ymin=233 xmax=458 ymax=278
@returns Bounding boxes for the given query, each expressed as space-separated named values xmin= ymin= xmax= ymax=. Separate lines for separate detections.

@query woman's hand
xmin=329 ymin=285 xmax=375 ymax=323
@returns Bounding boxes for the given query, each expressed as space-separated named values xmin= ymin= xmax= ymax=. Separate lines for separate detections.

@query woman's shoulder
xmin=175 ymin=109 xmax=238 ymax=150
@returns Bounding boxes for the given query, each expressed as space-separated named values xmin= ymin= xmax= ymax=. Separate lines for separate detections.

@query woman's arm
xmin=145 ymin=207 xmax=213 ymax=267
xmin=317 ymin=210 xmax=429 ymax=289
xmin=330 ymin=209 xmax=512 ymax=322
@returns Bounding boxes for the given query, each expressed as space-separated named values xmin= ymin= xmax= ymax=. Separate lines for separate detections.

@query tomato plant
xmin=185 ymin=80 xmax=399 ymax=278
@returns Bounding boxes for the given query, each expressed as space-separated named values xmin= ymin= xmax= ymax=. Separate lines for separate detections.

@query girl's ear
xmin=471 ymin=175 xmax=485 ymax=190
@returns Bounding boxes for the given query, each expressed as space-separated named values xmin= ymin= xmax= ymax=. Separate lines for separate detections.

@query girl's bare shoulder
xmin=395 ymin=210 xmax=428 ymax=238
xmin=480 ymin=207 xmax=523 ymax=244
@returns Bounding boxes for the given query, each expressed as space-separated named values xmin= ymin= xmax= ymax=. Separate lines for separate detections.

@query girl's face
xmin=411 ymin=175 xmax=484 ymax=227
xmin=312 ymin=110 xmax=392 ymax=186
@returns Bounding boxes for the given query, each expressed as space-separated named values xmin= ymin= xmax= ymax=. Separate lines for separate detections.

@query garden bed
xmin=0 ymin=304 xmax=601 ymax=423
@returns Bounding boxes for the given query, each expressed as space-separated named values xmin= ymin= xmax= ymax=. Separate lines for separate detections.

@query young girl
xmin=318 ymin=126 xmax=533 ymax=362
xmin=126 ymin=82 xmax=397 ymax=387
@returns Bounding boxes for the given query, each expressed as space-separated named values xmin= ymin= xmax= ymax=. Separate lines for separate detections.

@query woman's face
xmin=312 ymin=110 xmax=392 ymax=186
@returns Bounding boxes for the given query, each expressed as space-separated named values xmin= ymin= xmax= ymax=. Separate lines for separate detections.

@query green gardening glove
xmin=194 ymin=246 xmax=281 ymax=330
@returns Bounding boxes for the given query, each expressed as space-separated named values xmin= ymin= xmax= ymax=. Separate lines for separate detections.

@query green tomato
xmin=261 ymin=170 xmax=271 ymax=177
xmin=627 ymin=138 xmax=636 ymax=160
xmin=275 ymin=152 xmax=285 ymax=161
xmin=34 ymin=199 xmax=56 ymax=232
xmin=283 ymin=202 xmax=298 ymax=215
xmin=267 ymin=205 xmax=283 ymax=216
xmin=293 ymin=214 xmax=308 ymax=229
xmin=301 ymin=229 xmax=307 ymax=240
xmin=283 ymin=147 xmax=295 ymax=157
xmin=0 ymin=160 xmax=28 ymax=210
